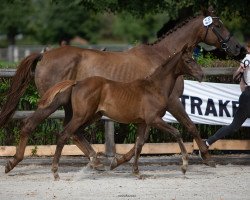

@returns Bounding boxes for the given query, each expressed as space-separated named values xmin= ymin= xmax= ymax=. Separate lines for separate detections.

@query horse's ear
xmin=207 ymin=5 xmax=216 ymax=16
xmin=200 ymin=5 xmax=208 ymax=16
xmin=201 ymin=5 xmax=216 ymax=16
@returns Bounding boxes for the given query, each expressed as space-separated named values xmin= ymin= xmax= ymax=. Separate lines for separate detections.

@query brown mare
xmin=8 ymin=45 xmax=203 ymax=180
xmin=1 ymin=6 xmax=246 ymax=171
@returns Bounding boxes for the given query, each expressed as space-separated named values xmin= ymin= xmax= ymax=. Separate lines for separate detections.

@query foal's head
xmin=177 ymin=45 xmax=204 ymax=82
xmin=162 ymin=45 xmax=204 ymax=82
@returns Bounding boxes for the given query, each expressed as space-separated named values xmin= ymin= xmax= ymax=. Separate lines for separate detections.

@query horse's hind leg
xmin=52 ymin=118 xmax=83 ymax=180
xmin=167 ymin=98 xmax=215 ymax=167
xmin=5 ymin=106 xmax=57 ymax=173
xmin=152 ymin=117 xmax=188 ymax=174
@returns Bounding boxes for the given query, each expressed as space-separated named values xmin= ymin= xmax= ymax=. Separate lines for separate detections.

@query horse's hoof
xmin=93 ymin=163 xmax=105 ymax=171
xmin=88 ymin=161 xmax=106 ymax=171
xmin=109 ymin=154 xmax=124 ymax=170
xmin=181 ymin=165 xmax=188 ymax=174
xmin=53 ymin=172 xmax=60 ymax=181
xmin=132 ymin=169 xmax=145 ymax=179
xmin=96 ymin=154 xmax=113 ymax=167
xmin=202 ymin=159 xmax=216 ymax=168
xmin=134 ymin=173 xmax=145 ymax=180
xmin=110 ymin=157 xmax=118 ymax=170
xmin=199 ymin=151 xmax=216 ymax=167
xmin=89 ymin=156 xmax=106 ymax=171
xmin=5 ymin=161 xmax=13 ymax=173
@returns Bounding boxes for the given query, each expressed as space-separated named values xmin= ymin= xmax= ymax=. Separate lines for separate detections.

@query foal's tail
xmin=0 ymin=53 xmax=42 ymax=127
xmin=38 ymin=80 xmax=76 ymax=109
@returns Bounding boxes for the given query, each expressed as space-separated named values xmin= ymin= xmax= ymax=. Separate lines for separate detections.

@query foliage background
xmin=0 ymin=0 xmax=250 ymax=46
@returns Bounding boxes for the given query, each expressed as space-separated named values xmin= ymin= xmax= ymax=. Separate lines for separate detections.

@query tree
xmin=52 ymin=0 xmax=250 ymax=42
xmin=0 ymin=0 xmax=33 ymax=45
xmin=1 ymin=0 xmax=250 ymax=46
xmin=31 ymin=0 xmax=103 ymax=45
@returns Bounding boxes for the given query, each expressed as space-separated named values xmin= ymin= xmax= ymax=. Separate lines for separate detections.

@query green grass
xmin=0 ymin=60 xmax=17 ymax=69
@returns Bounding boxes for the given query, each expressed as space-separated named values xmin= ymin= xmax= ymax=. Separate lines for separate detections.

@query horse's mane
xmin=148 ymin=14 xmax=200 ymax=46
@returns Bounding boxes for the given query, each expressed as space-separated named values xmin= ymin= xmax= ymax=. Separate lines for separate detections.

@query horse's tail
xmin=0 ymin=53 xmax=42 ymax=127
xmin=38 ymin=80 xmax=76 ymax=109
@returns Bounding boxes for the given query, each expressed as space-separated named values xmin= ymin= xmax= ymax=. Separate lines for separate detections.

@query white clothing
xmin=241 ymin=54 xmax=250 ymax=85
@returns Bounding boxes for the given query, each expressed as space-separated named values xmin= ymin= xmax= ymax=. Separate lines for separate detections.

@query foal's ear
xmin=208 ymin=5 xmax=216 ymax=16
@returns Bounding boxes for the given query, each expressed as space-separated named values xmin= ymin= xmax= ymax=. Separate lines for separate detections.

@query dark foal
xmin=6 ymin=45 xmax=204 ymax=180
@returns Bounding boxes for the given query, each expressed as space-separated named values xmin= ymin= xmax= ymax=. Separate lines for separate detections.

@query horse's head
xmin=200 ymin=6 xmax=246 ymax=60
xmin=178 ymin=44 xmax=204 ymax=82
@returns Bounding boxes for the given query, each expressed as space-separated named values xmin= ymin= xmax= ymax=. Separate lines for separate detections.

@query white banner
xmin=163 ymin=80 xmax=250 ymax=127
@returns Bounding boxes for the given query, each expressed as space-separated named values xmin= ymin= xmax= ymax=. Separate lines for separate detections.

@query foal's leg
xmin=63 ymin=105 xmax=105 ymax=170
xmin=152 ymin=117 xmax=188 ymax=174
xmin=5 ymin=106 xmax=58 ymax=173
xmin=167 ymin=97 xmax=215 ymax=167
xmin=63 ymin=104 xmax=96 ymax=157
xmin=72 ymin=126 xmax=106 ymax=170
xmin=110 ymin=124 xmax=150 ymax=171
xmin=132 ymin=124 xmax=150 ymax=175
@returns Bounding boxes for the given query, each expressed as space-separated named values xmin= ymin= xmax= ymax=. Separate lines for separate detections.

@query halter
xmin=203 ymin=16 xmax=232 ymax=51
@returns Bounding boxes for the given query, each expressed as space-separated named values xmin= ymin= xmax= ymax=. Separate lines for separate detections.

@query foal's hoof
xmin=110 ymin=154 xmax=124 ymax=170
xmin=5 ymin=160 xmax=13 ymax=173
xmin=110 ymin=157 xmax=118 ymax=170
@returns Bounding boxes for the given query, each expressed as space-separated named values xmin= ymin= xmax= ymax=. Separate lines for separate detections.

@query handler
xmin=204 ymin=42 xmax=250 ymax=148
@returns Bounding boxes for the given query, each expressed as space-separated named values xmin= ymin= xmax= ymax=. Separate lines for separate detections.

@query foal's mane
xmin=148 ymin=15 xmax=200 ymax=46
xmin=145 ymin=51 xmax=182 ymax=80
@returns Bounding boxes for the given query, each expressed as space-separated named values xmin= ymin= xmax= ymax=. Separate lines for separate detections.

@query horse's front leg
xmin=167 ymin=92 xmax=215 ymax=167
xmin=5 ymin=107 xmax=56 ymax=173
xmin=152 ymin=117 xmax=188 ymax=174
